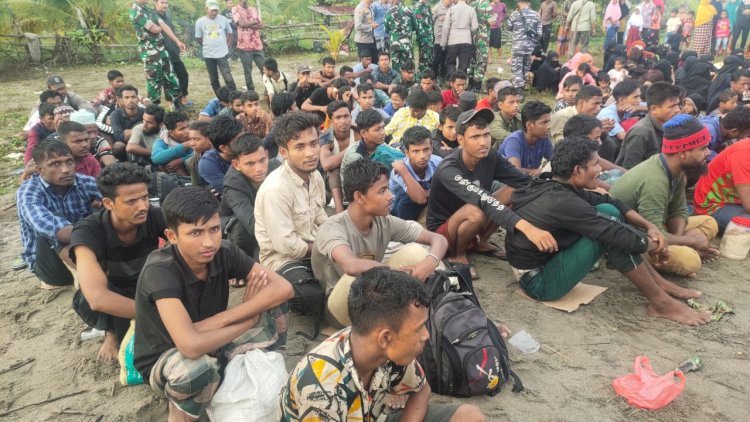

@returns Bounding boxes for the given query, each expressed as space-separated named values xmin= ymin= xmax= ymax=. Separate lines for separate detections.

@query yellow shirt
xmin=385 ymin=107 xmax=440 ymax=145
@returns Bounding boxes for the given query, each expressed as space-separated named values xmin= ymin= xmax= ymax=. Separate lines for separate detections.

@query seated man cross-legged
xmin=426 ymin=109 xmax=557 ymax=279
xmin=71 ymin=163 xmax=166 ymax=362
xmin=312 ymin=159 xmax=448 ymax=328
xmin=279 ymin=267 xmax=486 ymax=421
xmin=506 ymin=137 xmax=712 ymax=326
xmin=610 ymin=115 xmax=719 ymax=277
xmin=17 ymin=140 xmax=101 ymax=289
xmin=134 ymin=186 xmax=294 ymax=421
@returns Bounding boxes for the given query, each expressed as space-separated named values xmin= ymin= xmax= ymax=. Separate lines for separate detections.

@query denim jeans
xmin=711 ymin=204 xmax=750 ymax=231
xmin=204 ymin=56 xmax=236 ymax=95
xmin=237 ymin=49 xmax=265 ymax=91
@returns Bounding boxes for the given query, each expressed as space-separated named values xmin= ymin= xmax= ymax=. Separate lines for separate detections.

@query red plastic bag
xmin=611 ymin=356 xmax=686 ymax=410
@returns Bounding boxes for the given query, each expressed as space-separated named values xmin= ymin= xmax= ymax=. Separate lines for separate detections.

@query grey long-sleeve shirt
xmin=440 ymin=1 xmax=478 ymax=47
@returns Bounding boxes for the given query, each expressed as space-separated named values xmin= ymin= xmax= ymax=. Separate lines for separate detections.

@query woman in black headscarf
xmin=653 ymin=60 xmax=674 ymax=84
xmin=706 ymin=54 xmax=743 ymax=111
xmin=533 ymin=51 xmax=562 ymax=92
xmin=675 ymin=50 xmax=698 ymax=85
xmin=604 ymin=44 xmax=628 ymax=72
xmin=681 ymin=56 xmax=713 ymax=99
xmin=665 ymin=51 xmax=679 ymax=69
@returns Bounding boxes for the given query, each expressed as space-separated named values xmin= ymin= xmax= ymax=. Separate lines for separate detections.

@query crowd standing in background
xmin=10 ymin=0 xmax=750 ymax=420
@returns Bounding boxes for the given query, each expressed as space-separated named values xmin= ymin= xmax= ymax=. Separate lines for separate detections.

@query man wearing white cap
xmin=196 ymin=0 xmax=237 ymax=95
xmin=70 ymin=110 xmax=117 ymax=167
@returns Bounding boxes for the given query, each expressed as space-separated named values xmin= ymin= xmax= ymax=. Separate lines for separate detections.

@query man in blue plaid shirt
xmin=17 ymin=140 xmax=101 ymax=289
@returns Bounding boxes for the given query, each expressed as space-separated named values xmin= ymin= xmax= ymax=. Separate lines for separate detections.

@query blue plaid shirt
xmin=17 ymin=174 xmax=101 ymax=267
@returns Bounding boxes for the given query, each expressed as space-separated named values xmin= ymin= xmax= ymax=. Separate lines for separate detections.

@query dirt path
xmin=0 ymin=56 xmax=748 ymax=421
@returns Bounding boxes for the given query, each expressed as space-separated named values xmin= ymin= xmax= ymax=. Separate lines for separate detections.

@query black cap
xmin=458 ymin=91 xmax=478 ymax=112
xmin=47 ymin=75 xmax=65 ymax=89
xmin=456 ymin=108 xmax=495 ymax=135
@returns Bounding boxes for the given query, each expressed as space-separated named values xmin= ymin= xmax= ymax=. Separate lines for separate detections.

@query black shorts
xmin=490 ymin=27 xmax=502 ymax=48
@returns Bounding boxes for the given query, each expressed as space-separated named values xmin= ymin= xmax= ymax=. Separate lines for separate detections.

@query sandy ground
xmin=0 ymin=56 xmax=749 ymax=422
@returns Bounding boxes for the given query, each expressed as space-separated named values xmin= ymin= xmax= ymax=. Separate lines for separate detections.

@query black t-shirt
xmin=426 ymin=148 xmax=530 ymax=231
xmin=289 ymin=81 xmax=320 ymax=109
xmin=134 ymin=240 xmax=254 ymax=378
xmin=308 ymin=87 xmax=333 ymax=121
xmin=70 ymin=207 xmax=166 ymax=297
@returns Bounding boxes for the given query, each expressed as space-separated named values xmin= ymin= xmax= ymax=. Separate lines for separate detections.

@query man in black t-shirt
xmin=426 ymin=109 xmax=558 ymax=279
xmin=71 ymin=163 xmax=164 ymax=362
xmin=134 ymin=186 xmax=293 ymax=421
xmin=302 ymin=78 xmax=349 ymax=123
xmin=288 ymin=64 xmax=320 ymax=109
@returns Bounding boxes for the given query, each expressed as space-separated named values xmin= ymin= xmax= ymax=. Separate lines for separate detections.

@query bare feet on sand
xmin=97 ymin=331 xmax=118 ymax=363
xmin=647 ymin=298 xmax=712 ymax=326
xmin=655 ymin=278 xmax=703 ymax=300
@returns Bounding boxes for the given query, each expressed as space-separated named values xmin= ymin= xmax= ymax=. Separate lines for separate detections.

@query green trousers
xmin=521 ymin=203 xmax=643 ymax=301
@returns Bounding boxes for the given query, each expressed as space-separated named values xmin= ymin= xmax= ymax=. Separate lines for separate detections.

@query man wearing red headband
xmin=611 ymin=114 xmax=719 ymax=277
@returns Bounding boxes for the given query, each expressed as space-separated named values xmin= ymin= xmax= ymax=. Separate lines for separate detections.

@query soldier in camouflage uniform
xmin=129 ymin=0 xmax=183 ymax=107
xmin=470 ymin=0 xmax=493 ymax=92
xmin=384 ymin=0 xmax=415 ymax=73
xmin=507 ymin=0 xmax=542 ymax=96
xmin=413 ymin=0 xmax=434 ymax=75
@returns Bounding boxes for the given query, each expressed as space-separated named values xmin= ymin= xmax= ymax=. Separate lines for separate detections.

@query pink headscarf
xmin=604 ymin=0 xmax=622 ymax=27
xmin=563 ymin=53 xmax=599 ymax=74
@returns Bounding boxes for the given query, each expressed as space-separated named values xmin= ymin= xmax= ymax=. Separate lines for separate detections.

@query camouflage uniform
xmin=384 ymin=3 xmax=415 ymax=72
xmin=507 ymin=7 xmax=542 ymax=92
xmin=413 ymin=0 xmax=434 ymax=75
xmin=470 ymin=0 xmax=493 ymax=87
xmin=129 ymin=2 xmax=180 ymax=104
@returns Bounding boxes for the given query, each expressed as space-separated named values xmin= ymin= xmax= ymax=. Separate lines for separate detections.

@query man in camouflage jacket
xmin=470 ymin=0 xmax=493 ymax=91
xmin=129 ymin=0 xmax=184 ymax=107
xmin=384 ymin=0 xmax=415 ymax=72
xmin=413 ymin=0 xmax=435 ymax=75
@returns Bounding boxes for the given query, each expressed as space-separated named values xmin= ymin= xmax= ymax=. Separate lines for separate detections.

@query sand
xmin=0 ymin=58 xmax=748 ymax=422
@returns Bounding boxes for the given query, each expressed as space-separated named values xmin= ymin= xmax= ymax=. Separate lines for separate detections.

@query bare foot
xmin=654 ymin=277 xmax=703 ymax=300
xmin=97 ymin=331 xmax=119 ymax=363
xmin=647 ymin=298 xmax=712 ymax=326
xmin=699 ymin=248 xmax=720 ymax=263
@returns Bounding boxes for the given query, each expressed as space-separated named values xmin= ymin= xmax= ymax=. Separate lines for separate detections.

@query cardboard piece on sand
xmin=516 ymin=283 xmax=608 ymax=312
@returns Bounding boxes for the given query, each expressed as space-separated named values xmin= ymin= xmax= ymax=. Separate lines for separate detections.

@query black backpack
xmin=419 ymin=266 xmax=524 ymax=397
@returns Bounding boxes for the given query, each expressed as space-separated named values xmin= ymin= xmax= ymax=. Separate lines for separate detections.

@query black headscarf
xmin=681 ymin=56 xmax=713 ymax=99
xmin=653 ymin=60 xmax=674 ymax=84
xmin=533 ymin=52 xmax=561 ymax=92
xmin=665 ymin=51 xmax=679 ymax=68
xmin=605 ymin=45 xmax=628 ymax=72
xmin=706 ymin=55 xmax=743 ymax=112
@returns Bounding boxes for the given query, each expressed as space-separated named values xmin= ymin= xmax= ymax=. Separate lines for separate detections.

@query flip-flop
xmin=473 ymin=242 xmax=508 ymax=260
xmin=11 ymin=258 xmax=27 ymax=271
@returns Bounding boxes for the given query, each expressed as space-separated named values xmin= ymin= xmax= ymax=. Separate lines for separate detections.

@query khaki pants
xmin=647 ymin=216 xmax=719 ymax=276
xmin=327 ymin=243 xmax=432 ymax=327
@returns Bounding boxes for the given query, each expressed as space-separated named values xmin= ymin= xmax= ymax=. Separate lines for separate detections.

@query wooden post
xmin=24 ymin=32 xmax=41 ymax=63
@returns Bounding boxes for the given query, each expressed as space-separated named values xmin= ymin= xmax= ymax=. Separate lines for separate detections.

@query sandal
xmin=228 ymin=278 xmax=246 ymax=288
xmin=473 ymin=241 xmax=508 ymax=260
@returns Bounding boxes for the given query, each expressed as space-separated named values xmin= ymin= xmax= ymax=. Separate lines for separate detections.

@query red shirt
xmin=476 ymin=97 xmax=492 ymax=110
xmin=76 ymin=154 xmax=101 ymax=178
xmin=694 ymin=140 xmax=750 ymax=215
xmin=441 ymin=89 xmax=458 ymax=108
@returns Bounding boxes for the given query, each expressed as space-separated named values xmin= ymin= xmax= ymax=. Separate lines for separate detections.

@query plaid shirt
xmin=17 ymin=174 xmax=101 ymax=267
